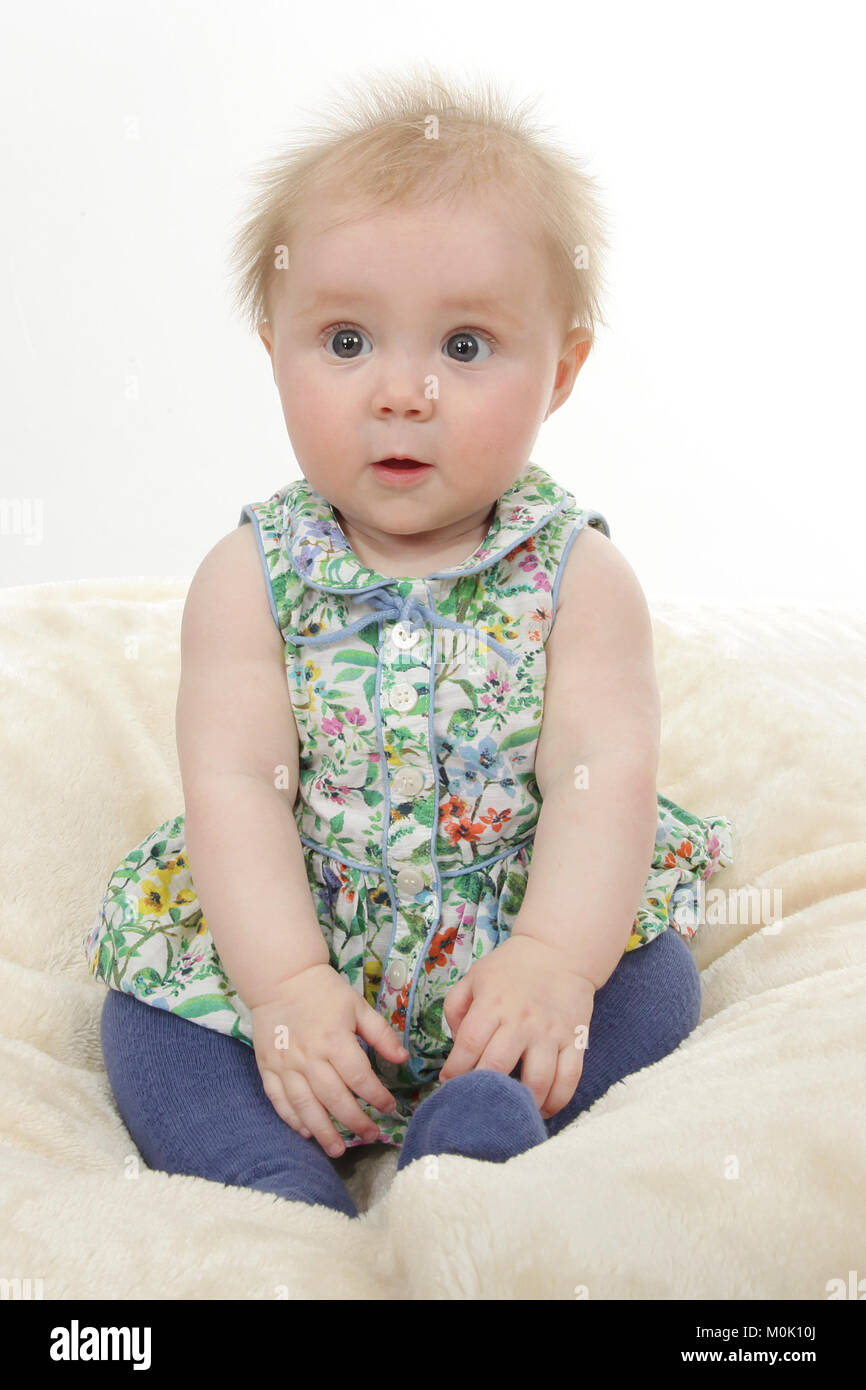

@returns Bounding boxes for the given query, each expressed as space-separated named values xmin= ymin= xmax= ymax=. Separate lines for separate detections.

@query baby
xmin=87 ymin=66 xmax=733 ymax=1219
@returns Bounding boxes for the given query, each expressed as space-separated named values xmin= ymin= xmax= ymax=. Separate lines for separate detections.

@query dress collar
xmin=283 ymin=460 xmax=571 ymax=593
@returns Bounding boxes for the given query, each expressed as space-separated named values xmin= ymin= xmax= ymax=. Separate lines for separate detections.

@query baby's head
xmin=228 ymin=65 xmax=609 ymax=560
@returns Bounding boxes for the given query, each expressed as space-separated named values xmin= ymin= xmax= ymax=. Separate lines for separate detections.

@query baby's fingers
xmin=283 ymin=1061 xmax=377 ymax=1155
xmin=440 ymin=1002 xmax=497 ymax=1080
xmin=356 ymin=998 xmax=410 ymax=1065
xmin=537 ymin=1040 xmax=586 ymax=1120
xmin=334 ymin=1039 xmax=399 ymax=1117
xmin=512 ymin=1040 xmax=560 ymax=1116
xmin=257 ymin=1064 xmax=313 ymax=1138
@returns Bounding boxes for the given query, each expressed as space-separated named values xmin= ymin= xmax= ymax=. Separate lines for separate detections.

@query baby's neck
xmin=334 ymin=506 xmax=495 ymax=580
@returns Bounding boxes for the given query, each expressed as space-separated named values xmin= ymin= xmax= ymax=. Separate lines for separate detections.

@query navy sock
xmin=397 ymin=1069 xmax=548 ymax=1170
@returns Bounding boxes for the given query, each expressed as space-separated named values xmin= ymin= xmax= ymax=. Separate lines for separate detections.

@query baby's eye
xmin=320 ymin=324 xmax=494 ymax=361
xmin=443 ymin=330 xmax=493 ymax=363
xmin=322 ymin=324 xmax=373 ymax=359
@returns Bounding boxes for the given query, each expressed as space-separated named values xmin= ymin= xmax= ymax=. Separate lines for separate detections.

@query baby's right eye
xmin=321 ymin=324 xmax=372 ymax=359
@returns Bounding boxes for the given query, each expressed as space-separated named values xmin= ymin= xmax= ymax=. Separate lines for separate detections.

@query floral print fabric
xmin=84 ymin=461 xmax=733 ymax=1149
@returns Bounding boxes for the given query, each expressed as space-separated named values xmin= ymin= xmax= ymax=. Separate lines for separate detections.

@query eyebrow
xmin=295 ymin=288 xmax=524 ymax=328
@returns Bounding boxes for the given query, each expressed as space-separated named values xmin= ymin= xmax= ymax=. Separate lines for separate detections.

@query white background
xmin=1 ymin=0 xmax=863 ymax=604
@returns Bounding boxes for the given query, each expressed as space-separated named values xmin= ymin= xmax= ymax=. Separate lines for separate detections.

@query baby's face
xmin=259 ymin=188 xmax=590 ymax=562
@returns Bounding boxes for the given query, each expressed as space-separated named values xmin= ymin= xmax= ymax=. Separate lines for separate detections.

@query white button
xmin=387 ymin=957 xmax=409 ymax=989
xmin=392 ymin=766 xmax=425 ymax=797
xmin=392 ymin=622 xmax=421 ymax=650
xmin=390 ymin=682 xmax=417 ymax=712
xmin=395 ymin=866 xmax=424 ymax=897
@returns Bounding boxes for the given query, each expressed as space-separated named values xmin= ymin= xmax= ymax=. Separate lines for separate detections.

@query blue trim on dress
xmin=550 ymin=511 xmax=611 ymax=623
xmin=237 ymin=505 xmax=282 ymax=635
xmin=399 ymin=587 xmax=442 ymax=1082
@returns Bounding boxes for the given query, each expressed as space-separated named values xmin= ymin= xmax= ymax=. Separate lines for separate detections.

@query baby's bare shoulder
xmin=556 ymin=521 xmax=646 ymax=619
xmin=177 ymin=522 xmax=297 ymax=797
xmin=537 ymin=521 xmax=659 ymax=776
xmin=182 ymin=522 xmax=279 ymax=655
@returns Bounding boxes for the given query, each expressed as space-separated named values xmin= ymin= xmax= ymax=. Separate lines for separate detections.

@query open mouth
xmin=370 ymin=457 xmax=433 ymax=482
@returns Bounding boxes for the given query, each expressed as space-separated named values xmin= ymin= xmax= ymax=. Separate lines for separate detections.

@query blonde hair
xmin=226 ymin=61 xmax=611 ymax=345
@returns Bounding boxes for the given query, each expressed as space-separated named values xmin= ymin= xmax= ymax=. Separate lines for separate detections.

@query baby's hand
xmin=249 ymin=963 xmax=409 ymax=1156
xmin=439 ymin=935 xmax=596 ymax=1119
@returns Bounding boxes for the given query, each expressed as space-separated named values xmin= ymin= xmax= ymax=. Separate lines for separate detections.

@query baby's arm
xmin=176 ymin=523 xmax=329 ymax=1009
xmin=511 ymin=524 xmax=661 ymax=990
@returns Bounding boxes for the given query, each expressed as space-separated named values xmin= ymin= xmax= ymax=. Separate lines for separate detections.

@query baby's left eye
xmin=323 ymin=325 xmax=372 ymax=359
xmin=443 ymin=331 xmax=493 ymax=363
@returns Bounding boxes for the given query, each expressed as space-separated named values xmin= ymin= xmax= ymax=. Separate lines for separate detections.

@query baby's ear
xmin=258 ymin=320 xmax=274 ymax=358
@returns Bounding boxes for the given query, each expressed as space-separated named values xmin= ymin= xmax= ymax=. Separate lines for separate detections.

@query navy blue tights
xmin=100 ymin=928 xmax=701 ymax=1220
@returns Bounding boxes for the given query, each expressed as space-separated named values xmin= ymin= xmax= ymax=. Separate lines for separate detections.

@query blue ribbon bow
xmin=290 ymin=585 xmax=520 ymax=666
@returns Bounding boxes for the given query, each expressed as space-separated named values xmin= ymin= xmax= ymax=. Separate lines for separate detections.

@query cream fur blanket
xmin=1 ymin=578 xmax=863 ymax=1300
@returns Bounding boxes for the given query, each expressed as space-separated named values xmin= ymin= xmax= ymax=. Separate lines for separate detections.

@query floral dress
xmin=84 ymin=460 xmax=734 ymax=1149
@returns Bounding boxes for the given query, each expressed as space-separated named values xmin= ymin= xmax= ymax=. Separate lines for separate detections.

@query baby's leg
xmin=397 ymin=925 xmax=701 ymax=1167
xmin=99 ymin=989 xmax=359 ymax=1219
